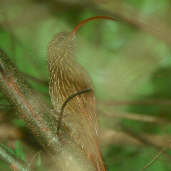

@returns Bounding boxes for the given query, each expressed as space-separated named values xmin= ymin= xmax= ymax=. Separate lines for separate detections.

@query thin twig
xmin=100 ymin=129 xmax=171 ymax=149
xmin=57 ymin=88 xmax=92 ymax=134
xmin=142 ymin=147 xmax=167 ymax=171
xmin=98 ymin=99 xmax=171 ymax=106
xmin=100 ymin=111 xmax=169 ymax=124
xmin=27 ymin=151 xmax=41 ymax=170
xmin=120 ymin=126 xmax=171 ymax=161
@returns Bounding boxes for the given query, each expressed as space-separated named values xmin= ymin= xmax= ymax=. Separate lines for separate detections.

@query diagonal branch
xmin=0 ymin=144 xmax=29 ymax=171
xmin=0 ymin=49 xmax=59 ymax=153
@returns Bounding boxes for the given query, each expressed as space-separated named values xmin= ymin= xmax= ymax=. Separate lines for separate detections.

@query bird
xmin=48 ymin=31 xmax=106 ymax=171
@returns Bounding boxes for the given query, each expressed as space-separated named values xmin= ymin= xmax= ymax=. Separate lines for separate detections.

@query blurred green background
xmin=1 ymin=0 xmax=171 ymax=170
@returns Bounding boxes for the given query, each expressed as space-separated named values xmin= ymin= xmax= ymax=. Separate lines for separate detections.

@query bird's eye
xmin=56 ymin=32 xmax=68 ymax=42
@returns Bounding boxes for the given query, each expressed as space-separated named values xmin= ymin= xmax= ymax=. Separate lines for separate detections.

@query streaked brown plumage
xmin=48 ymin=32 xmax=106 ymax=171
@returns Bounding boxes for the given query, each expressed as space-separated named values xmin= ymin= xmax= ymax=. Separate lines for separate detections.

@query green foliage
xmin=14 ymin=141 xmax=25 ymax=161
